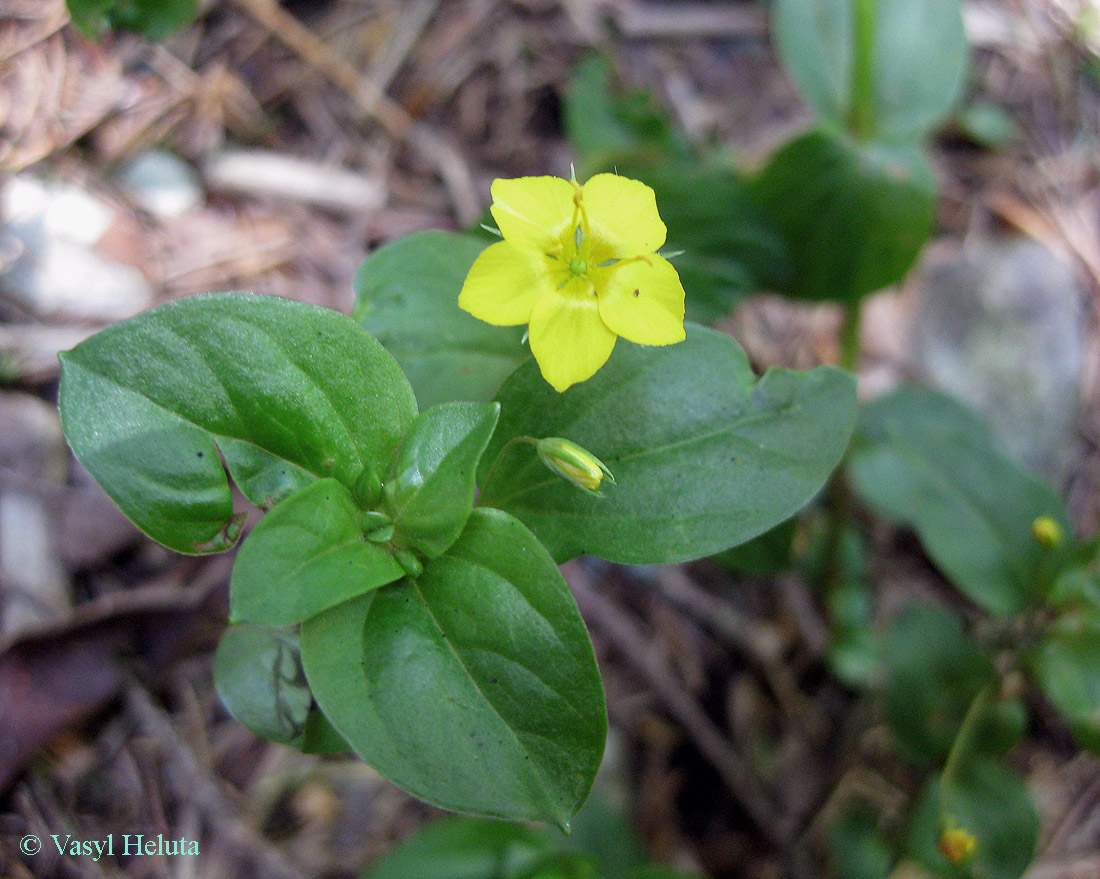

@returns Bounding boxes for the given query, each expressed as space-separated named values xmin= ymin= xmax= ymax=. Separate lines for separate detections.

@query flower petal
xmin=581 ymin=173 xmax=666 ymax=261
xmin=529 ymin=280 xmax=617 ymax=392
xmin=490 ymin=176 xmax=576 ymax=252
xmin=458 ymin=241 xmax=549 ymax=325
xmin=595 ymin=255 xmax=686 ymax=346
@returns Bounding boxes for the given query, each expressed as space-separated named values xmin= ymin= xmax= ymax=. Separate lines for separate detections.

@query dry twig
xmin=564 ymin=562 xmax=791 ymax=848
xmin=228 ymin=0 xmax=480 ymax=225
xmin=125 ymin=685 xmax=311 ymax=879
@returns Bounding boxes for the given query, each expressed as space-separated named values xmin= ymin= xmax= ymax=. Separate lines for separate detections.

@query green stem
xmin=839 ymin=297 xmax=863 ymax=374
xmin=849 ymin=0 xmax=877 ymax=139
xmin=938 ymin=684 xmax=995 ymax=810
xmin=479 ymin=435 xmax=536 ymax=494
xmin=816 ymin=466 xmax=852 ymax=595
xmin=815 ymin=301 xmax=863 ymax=593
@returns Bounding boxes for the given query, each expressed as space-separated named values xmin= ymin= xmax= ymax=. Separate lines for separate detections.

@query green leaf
xmin=301 ymin=508 xmax=607 ymax=826
xmin=565 ymin=56 xmax=690 ymax=177
xmin=772 ymin=0 xmax=852 ymax=132
xmin=809 ymin=525 xmax=878 ymax=687
xmin=973 ymin=698 xmax=1027 ymax=756
xmin=479 ymin=324 xmax=856 ymax=565
xmin=363 ymin=815 xmax=556 ymax=879
xmin=58 ymin=292 xmax=417 ymax=554
xmin=518 ymin=853 xmax=599 ymax=879
xmin=772 ymin=0 xmax=967 ymax=140
xmin=749 ymin=129 xmax=934 ymax=304
xmin=1030 ymin=612 xmax=1100 ymax=753
xmin=907 ymin=761 xmax=1038 ymax=879
xmin=563 ymin=795 xmax=648 ymax=879
xmin=217 ymin=437 xmax=315 ymax=509
xmin=829 ymin=807 xmax=894 ymax=879
xmin=67 ymin=0 xmax=197 ymax=40
xmin=848 ymin=387 xmax=1072 ymax=615
xmin=1048 ymin=564 xmax=1100 ymax=614
xmin=387 ymin=402 xmax=500 ymax=558
xmin=213 ymin=625 xmax=312 ymax=744
xmin=714 ymin=517 xmax=796 ymax=578
xmin=883 ymin=604 xmax=994 ymax=765
xmin=66 ymin=0 xmax=114 ymax=36
xmin=953 ymin=102 xmax=1019 ymax=149
xmin=614 ymin=162 xmax=792 ymax=324
xmin=230 ymin=478 xmax=404 ymax=626
xmin=296 ymin=709 xmax=351 ymax=755
xmin=354 ymin=232 xmax=528 ymax=409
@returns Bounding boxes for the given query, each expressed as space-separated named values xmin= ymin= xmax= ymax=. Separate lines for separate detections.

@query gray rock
xmin=0 ymin=393 xmax=71 ymax=637
xmin=913 ymin=236 xmax=1085 ymax=483
xmin=1 ymin=175 xmax=153 ymax=321
xmin=116 ymin=149 xmax=202 ymax=219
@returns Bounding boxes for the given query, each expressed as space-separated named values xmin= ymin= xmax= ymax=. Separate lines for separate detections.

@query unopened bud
xmin=392 ymin=547 xmax=423 ymax=579
xmin=938 ymin=826 xmax=977 ymax=863
xmin=352 ymin=466 xmax=383 ymax=507
xmin=1032 ymin=515 xmax=1063 ymax=550
xmin=359 ymin=510 xmax=394 ymax=542
xmin=535 ymin=437 xmax=615 ymax=495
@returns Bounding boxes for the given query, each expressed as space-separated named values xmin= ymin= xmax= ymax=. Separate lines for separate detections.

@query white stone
xmin=117 ymin=149 xmax=202 ymax=219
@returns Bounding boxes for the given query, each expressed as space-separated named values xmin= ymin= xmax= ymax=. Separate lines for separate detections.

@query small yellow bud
xmin=1031 ymin=515 xmax=1063 ymax=550
xmin=535 ymin=437 xmax=615 ymax=495
xmin=938 ymin=826 xmax=977 ymax=863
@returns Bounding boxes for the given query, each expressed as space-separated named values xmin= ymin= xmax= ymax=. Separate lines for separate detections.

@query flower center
xmin=569 ymin=257 xmax=588 ymax=276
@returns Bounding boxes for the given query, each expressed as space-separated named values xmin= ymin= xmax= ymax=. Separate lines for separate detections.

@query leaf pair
xmin=230 ymin=401 xmax=499 ymax=627
xmin=849 ymin=387 xmax=1073 ymax=617
xmin=59 ymin=293 xmax=605 ymax=827
xmin=58 ymin=287 xmax=861 ymax=825
xmin=59 ymin=293 xmax=418 ymax=555
xmin=357 ymin=232 xmax=860 ymax=566
xmin=773 ymin=0 xmax=967 ymax=142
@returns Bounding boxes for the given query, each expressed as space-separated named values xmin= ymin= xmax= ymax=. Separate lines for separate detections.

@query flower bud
xmin=351 ymin=465 xmax=383 ymax=508
xmin=937 ymin=826 xmax=977 ymax=863
xmin=1031 ymin=515 xmax=1063 ymax=550
xmin=535 ymin=437 xmax=615 ymax=495
xmin=392 ymin=547 xmax=423 ymax=579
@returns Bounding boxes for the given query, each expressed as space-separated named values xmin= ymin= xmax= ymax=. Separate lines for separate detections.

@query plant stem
xmin=849 ymin=0 xmax=877 ymax=139
xmin=479 ymin=435 xmax=535 ymax=495
xmin=838 ymin=297 xmax=863 ymax=374
xmin=815 ymin=301 xmax=863 ymax=593
xmin=938 ymin=684 xmax=995 ymax=809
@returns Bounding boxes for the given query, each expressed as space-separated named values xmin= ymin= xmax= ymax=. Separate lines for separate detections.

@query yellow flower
xmin=937 ymin=826 xmax=977 ymax=863
xmin=1031 ymin=515 xmax=1063 ymax=550
xmin=458 ymin=174 xmax=686 ymax=392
